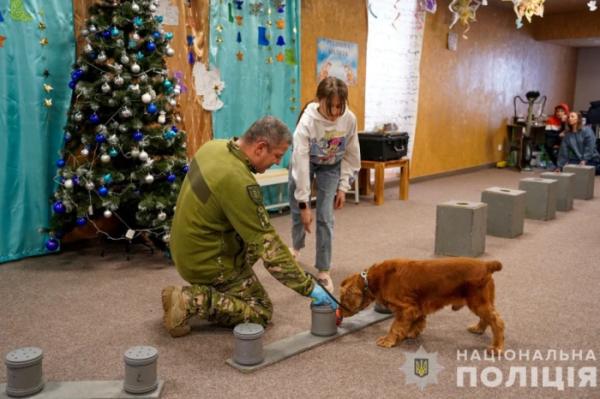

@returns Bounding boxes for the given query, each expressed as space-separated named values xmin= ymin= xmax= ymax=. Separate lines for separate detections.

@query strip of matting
xmin=0 ymin=380 xmax=163 ymax=399
xmin=226 ymin=308 xmax=393 ymax=372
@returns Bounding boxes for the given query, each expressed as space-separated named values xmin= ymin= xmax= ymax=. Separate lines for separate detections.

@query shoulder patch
xmin=256 ymin=205 xmax=270 ymax=229
xmin=247 ymin=184 xmax=263 ymax=205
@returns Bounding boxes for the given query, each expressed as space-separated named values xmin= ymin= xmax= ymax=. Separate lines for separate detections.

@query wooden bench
xmin=358 ymin=158 xmax=410 ymax=205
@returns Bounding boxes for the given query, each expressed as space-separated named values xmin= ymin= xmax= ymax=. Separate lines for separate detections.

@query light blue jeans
xmin=289 ymin=161 xmax=341 ymax=271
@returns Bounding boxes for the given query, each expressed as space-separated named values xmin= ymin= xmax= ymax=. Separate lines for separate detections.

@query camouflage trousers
xmin=183 ymin=267 xmax=273 ymax=328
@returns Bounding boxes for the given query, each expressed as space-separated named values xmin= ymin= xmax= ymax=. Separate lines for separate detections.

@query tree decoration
xmin=589 ymin=1 xmax=597 ymax=11
xmin=46 ymin=0 xmax=187 ymax=254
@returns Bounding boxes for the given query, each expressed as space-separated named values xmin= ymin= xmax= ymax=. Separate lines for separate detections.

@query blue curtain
xmin=209 ymin=0 xmax=300 ymax=167
xmin=0 ymin=0 xmax=74 ymax=263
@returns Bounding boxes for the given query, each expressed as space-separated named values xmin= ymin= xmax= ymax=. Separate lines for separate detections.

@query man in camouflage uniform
xmin=162 ymin=116 xmax=337 ymax=337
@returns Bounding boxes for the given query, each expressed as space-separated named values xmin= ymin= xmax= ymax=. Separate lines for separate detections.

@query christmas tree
xmin=45 ymin=0 xmax=187 ymax=253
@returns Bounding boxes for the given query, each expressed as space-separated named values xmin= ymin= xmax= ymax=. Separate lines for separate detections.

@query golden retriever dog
xmin=340 ymin=257 xmax=504 ymax=354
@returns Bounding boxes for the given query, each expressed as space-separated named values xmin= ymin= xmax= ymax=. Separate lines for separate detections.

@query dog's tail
xmin=486 ymin=260 xmax=503 ymax=273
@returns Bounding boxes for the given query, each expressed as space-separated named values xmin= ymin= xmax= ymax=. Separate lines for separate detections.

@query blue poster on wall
xmin=316 ymin=38 xmax=358 ymax=86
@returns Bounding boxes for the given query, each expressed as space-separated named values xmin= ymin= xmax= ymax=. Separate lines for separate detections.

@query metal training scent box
xmin=233 ymin=323 xmax=265 ymax=366
xmin=123 ymin=346 xmax=159 ymax=394
xmin=4 ymin=347 xmax=44 ymax=398
xmin=310 ymin=304 xmax=338 ymax=337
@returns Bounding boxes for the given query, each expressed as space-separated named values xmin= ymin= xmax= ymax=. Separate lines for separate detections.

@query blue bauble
xmin=152 ymin=31 xmax=161 ymax=40
xmin=155 ymin=16 xmax=164 ymax=23
xmin=64 ymin=132 xmax=72 ymax=142
xmin=163 ymin=130 xmax=176 ymax=140
xmin=103 ymin=173 xmax=113 ymax=184
xmin=147 ymin=103 xmax=158 ymax=114
xmin=166 ymin=32 xmax=174 ymax=41
xmin=90 ymin=113 xmax=100 ymax=124
xmin=68 ymin=80 xmax=77 ymax=89
xmin=136 ymin=51 xmax=145 ymax=60
xmin=182 ymin=164 xmax=189 ymax=173
xmin=132 ymin=130 xmax=144 ymax=141
xmin=108 ymin=148 xmax=119 ymax=158
xmin=133 ymin=16 xmax=143 ymax=27
xmin=146 ymin=41 xmax=156 ymax=52
xmin=88 ymin=51 xmax=97 ymax=60
xmin=95 ymin=133 xmax=106 ymax=143
xmin=56 ymin=159 xmax=66 ymax=168
xmin=53 ymin=201 xmax=66 ymax=214
xmin=167 ymin=173 xmax=176 ymax=183
xmin=98 ymin=186 xmax=109 ymax=197
xmin=128 ymin=40 xmax=137 ymax=49
xmin=76 ymin=217 xmax=87 ymax=226
xmin=111 ymin=26 xmax=120 ymax=36
xmin=170 ymin=125 xmax=178 ymax=133
xmin=45 ymin=238 xmax=59 ymax=251
xmin=102 ymin=30 xmax=111 ymax=39
xmin=72 ymin=176 xmax=80 ymax=186
xmin=71 ymin=69 xmax=83 ymax=80
xmin=163 ymin=79 xmax=172 ymax=88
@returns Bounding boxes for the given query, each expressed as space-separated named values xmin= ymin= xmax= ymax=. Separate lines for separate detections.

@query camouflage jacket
xmin=170 ymin=139 xmax=314 ymax=296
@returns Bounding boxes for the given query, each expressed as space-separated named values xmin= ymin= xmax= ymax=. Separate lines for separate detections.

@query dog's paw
xmin=376 ymin=335 xmax=397 ymax=348
xmin=467 ymin=324 xmax=486 ymax=335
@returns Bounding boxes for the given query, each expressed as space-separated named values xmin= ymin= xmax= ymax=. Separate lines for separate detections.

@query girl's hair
xmin=296 ymin=77 xmax=349 ymax=124
xmin=567 ymin=112 xmax=583 ymax=132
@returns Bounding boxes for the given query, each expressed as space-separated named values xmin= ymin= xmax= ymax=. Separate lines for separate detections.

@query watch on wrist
xmin=298 ymin=202 xmax=308 ymax=210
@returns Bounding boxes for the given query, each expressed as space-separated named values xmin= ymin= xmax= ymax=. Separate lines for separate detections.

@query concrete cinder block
xmin=481 ymin=187 xmax=526 ymax=238
xmin=518 ymin=177 xmax=558 ymax=220
xmin=540 ymin=172 xmax=575 ymax=211
xmin=435 ymin=201 xmax=487 ymax=257
xmin=563 ymin=165 xmax=595 ymax=200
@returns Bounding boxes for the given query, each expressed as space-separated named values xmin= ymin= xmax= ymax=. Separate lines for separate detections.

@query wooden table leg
xmin=399 ymin=161 xmax=409 ymax=200
xmin=359 ymin=168 xmax=371 ymax=196
xmin=374 ymin=163 xmax=385 ymax=205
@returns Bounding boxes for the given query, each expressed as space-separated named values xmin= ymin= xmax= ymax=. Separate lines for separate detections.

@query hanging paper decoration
xmin=0 ymin=10 xmax=4 ymax=22
xmin=249 ymin=2 xmax=264 ymax=15
xmin=235 ymin=15 xmax=244 ymax=25
xmin=502 ymin=0 xmax=545 ymax=26
xmin=419 ymin=0 xmax=437 ymax=14
xmin=237 ymin=31 xmax=242 ymax=42
xmin=276 ymin=19 xmax=285 ymax=29
xmin=276 ymin=52 xmax=284 ymax=62
xmin=272 ymin=0 xmax=285 ymax=13
xmin=258 ymin=26 xmax=269 ymax=45
xmin=192 ymin=63 xmax=225 ymax=111
xmin=10 ymin=0 xmax=33 ymax=22
xmin=236 ymin=50 xmax=244 ymax=61
xmin=284 ymin=48 xmax=296 ymax=65
xmin=0 ymin=36 xmax=6 ymax=48
xmin=448 ymin=0 xmax=482 ymax=39
xmin=228 ymin=2 xmax=234 ymax=22
xmin=174 ymin=71 xmax=188 ymax=93
xmin=276 ymin=35 xmax=285 ymax=46
xmin=589 ymin=1 xmax=598 ymax=11
xmin=234 ymin=1 xmax=244 ymax=10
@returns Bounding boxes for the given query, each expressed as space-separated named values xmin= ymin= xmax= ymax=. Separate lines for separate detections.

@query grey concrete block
xmin=540 ymin=172 xmax=575 ymax=211
xmin=563 ymin=165 xmax=595 ymax=200
xmin=435 ymin=201 xmax=487 ymax=257
xmin=481 ymin=187 xmax=526 ymax=238
xmin=226 ymin=308 xmax=393 ymax=373
xmin=0 ymin=381 xmax=164 ymax=399
xmin=518 ymin=177 xmax=558 ymax=220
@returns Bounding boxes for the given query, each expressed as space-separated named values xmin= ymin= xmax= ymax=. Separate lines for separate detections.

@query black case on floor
xmin=358 ymin=132 xmax=409 ymax=161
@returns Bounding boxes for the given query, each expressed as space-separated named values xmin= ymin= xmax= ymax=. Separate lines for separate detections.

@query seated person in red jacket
xmin=544 ymin=103 xmax=569 ymax=168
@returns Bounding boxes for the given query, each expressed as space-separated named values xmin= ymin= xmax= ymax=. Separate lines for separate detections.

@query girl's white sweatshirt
xmin=291 ymin=102 xmax=361 ymax=203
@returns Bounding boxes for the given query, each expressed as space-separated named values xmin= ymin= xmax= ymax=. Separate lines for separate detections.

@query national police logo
xmin=400 ymin=346 xmax=444 ymax=390
xmin=414 ymin=358 xmax=429 ymax=378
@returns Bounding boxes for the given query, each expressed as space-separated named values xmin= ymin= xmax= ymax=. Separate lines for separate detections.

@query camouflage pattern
xmin=169 ymin=139 xmax=314 ymax=327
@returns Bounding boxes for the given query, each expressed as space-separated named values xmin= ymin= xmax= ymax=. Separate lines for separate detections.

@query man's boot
xmin=161 ymin=286 xmax=192 ymax=338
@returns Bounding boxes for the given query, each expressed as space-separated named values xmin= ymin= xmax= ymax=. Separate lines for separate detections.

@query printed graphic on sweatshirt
xmin=309 ymin=129 xmax=346 ymax=163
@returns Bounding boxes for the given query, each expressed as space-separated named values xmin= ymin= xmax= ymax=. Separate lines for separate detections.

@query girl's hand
xmin=334 ymin=190 xmax=346 ymax=210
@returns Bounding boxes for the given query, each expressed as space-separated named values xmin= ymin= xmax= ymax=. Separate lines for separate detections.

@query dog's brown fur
xmin=340 ymin=258 xmax=504 ymax=354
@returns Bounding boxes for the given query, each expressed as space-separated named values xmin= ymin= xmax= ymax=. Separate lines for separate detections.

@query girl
xmin=556 ymin=111 xmax=600 ymax=175
xmin=288 ymin=77 xmax=361 ymax=293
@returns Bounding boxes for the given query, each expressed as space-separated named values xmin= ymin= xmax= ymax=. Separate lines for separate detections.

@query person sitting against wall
xmin=555 ymin=111 xmax=600 ymax=175
xmin=544 ymin=103 xmax=569 ymax=169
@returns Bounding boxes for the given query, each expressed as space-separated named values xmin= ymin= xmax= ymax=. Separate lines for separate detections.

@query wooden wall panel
xmin=300 ymin=0 xmax=367 ymax=130
xmin=72 ymin=0 xmax=211 ymax=158
xmin=412 ymin=3 xmax=577 ymax=178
